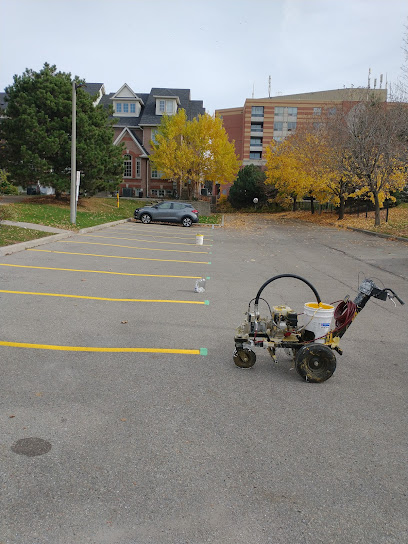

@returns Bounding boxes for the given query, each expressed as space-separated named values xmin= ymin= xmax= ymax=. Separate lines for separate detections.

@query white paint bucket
xmin=303 ymin=302 xmax=334 ymax=343
xmin=196 ymin=234 xmax=204 ymax=245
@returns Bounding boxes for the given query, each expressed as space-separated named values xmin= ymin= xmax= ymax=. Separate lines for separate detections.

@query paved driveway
xmin=1 ymin=217 xmax=407 ymax=543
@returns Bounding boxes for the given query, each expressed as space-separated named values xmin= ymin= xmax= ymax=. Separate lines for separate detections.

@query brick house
xmin=96 ymin=84 xmax=205 ymax=198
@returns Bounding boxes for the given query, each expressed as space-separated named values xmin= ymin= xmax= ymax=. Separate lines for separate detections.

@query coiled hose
xmin=334 ymin=300 xmax=357 ymax=331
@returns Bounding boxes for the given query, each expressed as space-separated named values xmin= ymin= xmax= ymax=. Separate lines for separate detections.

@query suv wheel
xmin=141 ymin=213 xmax=152 ymax=224
xmin=182 ymin=216 xmax=193 ymax=227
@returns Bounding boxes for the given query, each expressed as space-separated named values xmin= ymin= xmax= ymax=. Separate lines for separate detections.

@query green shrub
xmin=0 ymin=170 xmax=19 ymax=195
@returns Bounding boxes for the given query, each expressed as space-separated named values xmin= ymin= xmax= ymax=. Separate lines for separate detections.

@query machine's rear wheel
xmin=233 ymin=348 xmax=256 ymax=368
xmin=295 ymin=344 xmax=336 ymax=382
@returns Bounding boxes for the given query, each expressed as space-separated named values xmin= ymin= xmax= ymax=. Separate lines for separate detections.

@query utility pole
xmin=70 ymin=82 xmax=86 ymax=224
xmin=70 ymin=81 xmax=77 ymax=224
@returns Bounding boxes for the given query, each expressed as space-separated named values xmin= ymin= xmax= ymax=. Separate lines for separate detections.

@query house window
xmin=250 ymin=151 xmax=262 ymax=159
xmin=158 ymin=99 xmax=175 ymax=115
xmin=288 ymin=107 xmax=298 ymax=116
xmin=116 ymin=103 xmax=122 ymax=113
xmin=250 ymin=137 xmax=262 ymax=146
xmin=136 ymin=158 xmax=141 ymax=178
xmin=151 ymin=168 xmax=162 ymax=179
xmin=158 ymin=189 xmax=165 ymax=197
xmin=251 ymin=106 xmax=264 ymax=117
xmin=328 ymin=107 xmax=337 ymax=116
xmin=123 ymin=154 xmax=132 ymax=177
xmin=287 ymin=122 xmax=297 ymax=131
xmin=130 ymin=103 xmax=136 ymax=113
xmin=313 ymin=107 xmax=321 ymax=116
xmin=274 ymin=107 xmax=284 ymax=115
xmin=123 ymin=103 xmax=129 ymax=113
xmin=151 ymin=189 xmax=158 ymax=196
xmin=151 ymin=128 xmax=158 ymax=145
xmin=274 ymin=122 xmax=283 ymax=131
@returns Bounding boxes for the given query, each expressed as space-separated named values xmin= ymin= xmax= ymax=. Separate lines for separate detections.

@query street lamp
xmin=70 ymin=81 xmax=85 ymax=224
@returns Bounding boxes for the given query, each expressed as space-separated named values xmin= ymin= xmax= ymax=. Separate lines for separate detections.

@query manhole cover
xmin=11 ymin=437 xmax=52 ymax=457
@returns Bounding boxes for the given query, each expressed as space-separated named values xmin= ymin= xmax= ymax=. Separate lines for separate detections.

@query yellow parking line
xmin=119 ymin=227 xmax=211 ymax=238
xmin=60 ymin=240 xmax=209 ymax=254
xmin=0 ymin=289 xmax=209 ymax=305
xmin=0 ymin=341 xmax=207 ymax=355
xmin=0 ymin=263 xmax=202 ymax=279
xmin=28 ymin=249 xmax=211 ymax=265
xmin=111 ymin=229 xmax=214 ymax=242
xmin=81 ymin=234 xmax=212 ymax=247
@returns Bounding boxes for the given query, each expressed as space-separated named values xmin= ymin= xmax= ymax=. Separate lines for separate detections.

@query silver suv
xmin=134 ymin=201 xmax=199 ymax=227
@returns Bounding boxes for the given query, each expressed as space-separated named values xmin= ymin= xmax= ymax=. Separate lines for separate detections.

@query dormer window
xmin=159 ymin=100 xmax=175 ymax=114
xmin=155 ymin=96 xmax=180 ymax=115
xmin=112 ymin=84 xmax=144 ymax=117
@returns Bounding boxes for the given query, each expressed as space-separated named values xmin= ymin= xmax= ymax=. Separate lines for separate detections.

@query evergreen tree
xmin=0 ymin=63 xmax=123 ymax=197
xmin=228 ymin=164 xmax=267 ymax=208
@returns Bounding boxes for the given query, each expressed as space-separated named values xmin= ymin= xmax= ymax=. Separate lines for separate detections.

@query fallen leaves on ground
xmin=223 ymin=207 xmax=408 ymax=239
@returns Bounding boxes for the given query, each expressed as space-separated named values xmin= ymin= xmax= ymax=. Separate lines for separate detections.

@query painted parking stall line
xmin=80 ymin=234 xmax=213 ymax=247
xmin=0 ymin=341 xmax=207 ymax=355
xmin=28 ymin=249 xmax=211 ymax=265
xmin=0 ymin=289 xmax=210 ymax=305
xmin=58 ymin=239 xmax=211 ymax=254
xmin=0 ymin=263 xmax=203 ymax=279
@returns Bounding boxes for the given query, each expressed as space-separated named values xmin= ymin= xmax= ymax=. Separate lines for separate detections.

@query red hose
xmin=334 ymin=300 xmax=357 ymax=330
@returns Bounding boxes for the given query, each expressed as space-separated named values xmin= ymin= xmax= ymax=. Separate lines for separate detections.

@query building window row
xmin=251 ymin=106 xmax=264 ymax=117
xmin=251 ymin=122 xmax=263 ymax=132
xmin=274 ymin=121 xmax=297 ymax=131
xmin=274 ymin=106 xmax=298 ymax=118
xmin=151 ymin=189 xmax=173 ymax=197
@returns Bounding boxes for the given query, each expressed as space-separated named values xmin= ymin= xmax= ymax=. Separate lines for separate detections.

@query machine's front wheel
xmin=233 ymin=348 xmax=256 ymax=368
xmin=295 ymin=344 xmax=336 ymax=382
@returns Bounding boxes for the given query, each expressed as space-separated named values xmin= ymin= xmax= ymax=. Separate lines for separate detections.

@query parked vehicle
xmin=134 ymin=201 xmax=199 ymax=227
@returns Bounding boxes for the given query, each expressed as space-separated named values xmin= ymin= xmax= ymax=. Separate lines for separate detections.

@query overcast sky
xmin=1 ymin=0 xmax=407 ymax=113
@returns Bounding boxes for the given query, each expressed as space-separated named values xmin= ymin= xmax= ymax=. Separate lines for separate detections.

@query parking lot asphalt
xmin=1 ymin=216 xmax=407 ymax=544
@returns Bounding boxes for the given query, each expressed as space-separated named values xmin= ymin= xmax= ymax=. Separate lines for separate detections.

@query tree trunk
xmin=310 ymin=196 xmax=315 ymax=215
xmin=374 ymin=192 xmax=381 ymax=226
xmin=292 ymin=195 xmax=297 ymax=212
xmin=338 ymin=194 xmax=345 ymax=220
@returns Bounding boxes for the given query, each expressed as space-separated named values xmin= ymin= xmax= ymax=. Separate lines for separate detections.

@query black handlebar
xmin=385 ymin=288 xmax=405 ymax=305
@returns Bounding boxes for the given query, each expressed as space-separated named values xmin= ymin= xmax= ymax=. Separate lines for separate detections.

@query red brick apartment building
xmin=215 ymin=88 xmax=387 ymax=196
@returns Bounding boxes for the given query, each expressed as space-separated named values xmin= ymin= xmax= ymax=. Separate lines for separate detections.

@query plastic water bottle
xmin=194 ymin=278 xmax=206 ymax=293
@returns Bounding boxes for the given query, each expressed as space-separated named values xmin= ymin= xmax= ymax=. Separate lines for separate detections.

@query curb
xmin=0 ymin=218 xmax=130 ymax=257
xmin=346 ymin=226 xmax=408 ymax=243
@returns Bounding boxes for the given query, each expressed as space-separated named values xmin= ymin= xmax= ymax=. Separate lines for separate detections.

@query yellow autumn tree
xmin=150 ymin=110 xmax=240 ymax=198
xmin=265 ymin=130 xmax=332 ymax=212
xmin=149 ymin=109 xmax=194 ymax=197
